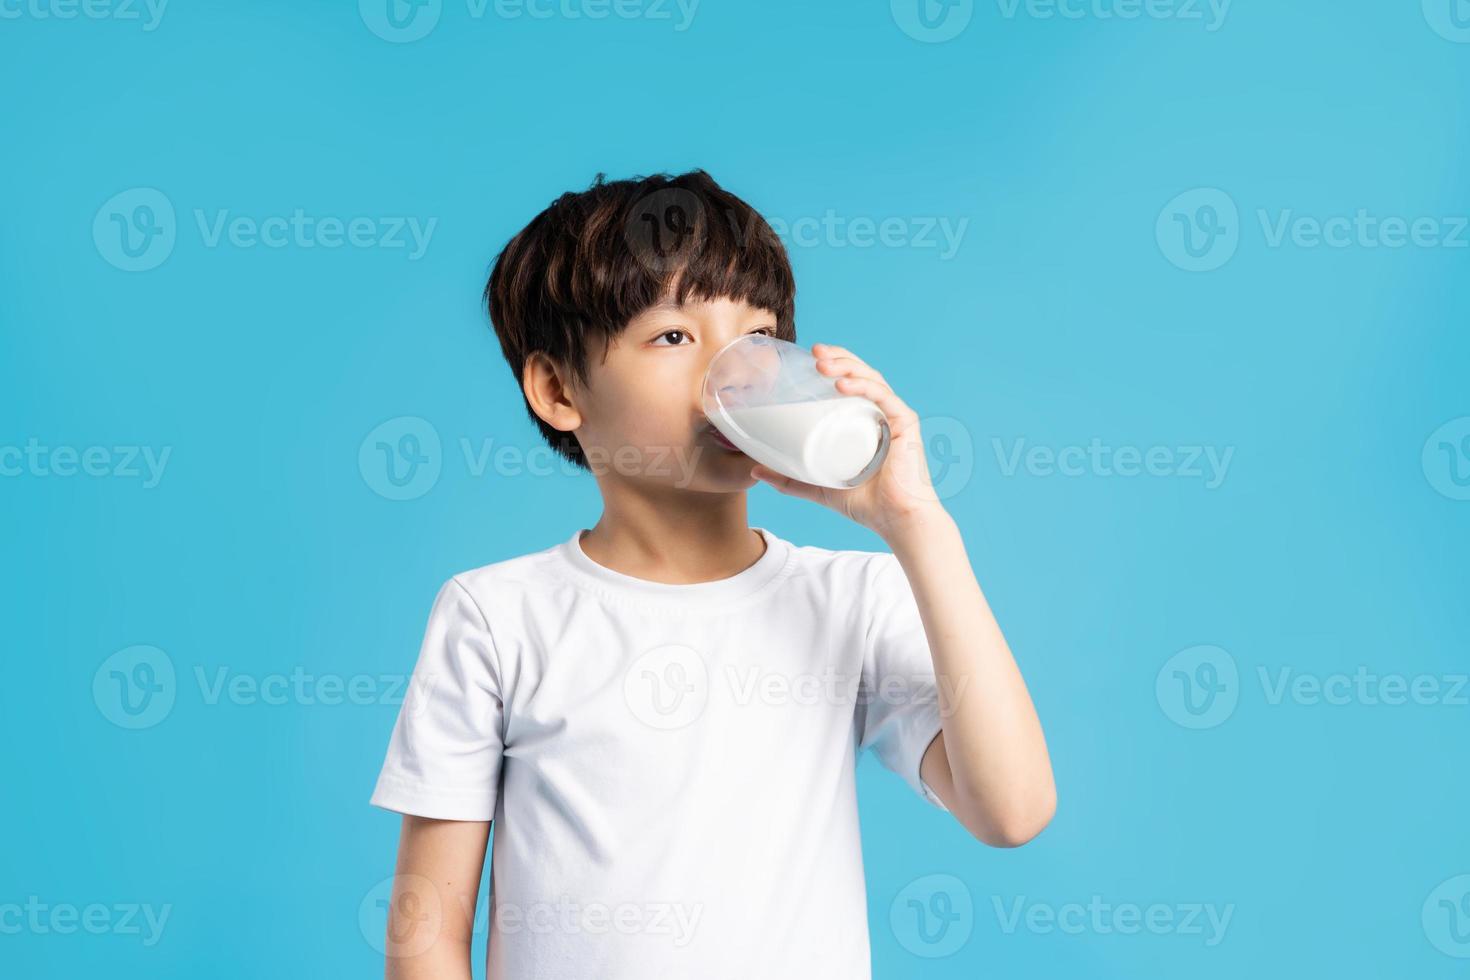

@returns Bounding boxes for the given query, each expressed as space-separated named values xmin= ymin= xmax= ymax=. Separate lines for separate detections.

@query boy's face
xmin=565 ymin=295 xmax=779 ymax=492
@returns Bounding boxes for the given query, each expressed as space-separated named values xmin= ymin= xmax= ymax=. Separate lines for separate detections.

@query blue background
xmin=4 ymin=0 xmax=1469 ymax=976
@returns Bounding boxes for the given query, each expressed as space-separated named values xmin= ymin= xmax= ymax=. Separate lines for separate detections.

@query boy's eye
xmin=652 ymin=326 xmax=774 ymax=346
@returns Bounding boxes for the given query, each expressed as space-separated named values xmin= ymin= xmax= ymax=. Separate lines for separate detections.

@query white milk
xmin=722 ymin=396 xmax=885 ymax=487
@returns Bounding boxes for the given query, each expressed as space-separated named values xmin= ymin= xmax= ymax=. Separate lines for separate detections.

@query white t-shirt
xmin=371 ymin=525 xmax=948 ymax=979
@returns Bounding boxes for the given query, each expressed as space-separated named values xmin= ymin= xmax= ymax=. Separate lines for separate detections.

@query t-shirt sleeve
xmin=370 ymin=576 xmax=506 ymax=821
xmin=855 ymin=552 xmax=950 ymax=812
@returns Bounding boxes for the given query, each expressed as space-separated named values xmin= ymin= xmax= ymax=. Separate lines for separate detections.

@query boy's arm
xmin=891 ymin=508 xmax=1057 ymax=848
xmin=750 ymin=342 xmax=1056 ymax=849
xmin=383 ymin=815 xmax=490 ymax=980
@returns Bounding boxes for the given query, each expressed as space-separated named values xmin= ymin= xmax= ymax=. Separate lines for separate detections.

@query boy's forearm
xmin=883 ymin=506 xmax=1057 ymax=847
xmin=387 ymin=943 xmax=474 ymax=980
xmin=384 ymin=815 xmax=490 ymax=980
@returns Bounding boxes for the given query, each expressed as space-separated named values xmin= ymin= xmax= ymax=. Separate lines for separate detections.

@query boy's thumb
xmin=751 ymin=464 xmax=828 ymax=505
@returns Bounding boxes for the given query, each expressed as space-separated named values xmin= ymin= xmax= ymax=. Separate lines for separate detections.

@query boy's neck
xmin=577 ymin=489 xmax=766 ymax=585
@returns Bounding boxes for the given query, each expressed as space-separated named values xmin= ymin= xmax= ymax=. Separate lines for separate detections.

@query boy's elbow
xmin=971 ymin=788 xmax=1056 ymax=849
xmin=984 ymin=813 xmax=1052 ymax=848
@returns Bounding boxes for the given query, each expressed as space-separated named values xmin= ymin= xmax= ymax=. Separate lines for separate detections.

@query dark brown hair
xmin=484 ymin=169 xmax=797 ymax=471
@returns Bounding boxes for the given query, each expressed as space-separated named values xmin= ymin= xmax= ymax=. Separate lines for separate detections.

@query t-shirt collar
xmin=556 ymin=526 xmax=793 ymax=608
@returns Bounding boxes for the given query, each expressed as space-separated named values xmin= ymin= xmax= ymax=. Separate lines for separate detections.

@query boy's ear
xmin=522 ymin=351 xmax=582 ymax=433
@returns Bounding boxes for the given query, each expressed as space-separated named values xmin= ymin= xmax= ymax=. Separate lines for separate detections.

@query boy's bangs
xmin=640 ymin=206 xmax=795 ymax=331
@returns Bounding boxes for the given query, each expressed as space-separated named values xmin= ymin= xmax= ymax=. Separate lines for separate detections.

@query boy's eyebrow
xmin=636 ymin=299 xmax=776 ymax=324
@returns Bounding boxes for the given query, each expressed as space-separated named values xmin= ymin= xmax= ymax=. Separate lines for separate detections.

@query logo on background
xmin=624 ymin=188 xmax=707 ymax=275
xmin=1423 ymin=875 xmax=1470 ymax=957
xmin=93 ymin=188 xmax=177 ymax=272
xmin=889 ymin=874 xmax=974 ymax=957
xmin=891 ymin=0 xmax=974 ymax=43
xmin=359 ymin=0 xmax=442 ymax=42
xmin=921 ymin=415 xmax=976 ymax=501
xmin=1156 ymin=644 xmax=1238 ymax=729
xmin=1423 ymin=0 xmax=1470 ymax=43
xmin=889 ymin=415 xmax=976 ymax=506
xmin=359 ymin=416 xmax=442 ymax=500
xmin=1156 ymin=188 xmax=1239 ymax=272
xmin=359 ymin=873 xmax=442 ymax=957
xmin=623 ymin=644 xmax=709 ymax=730
xmin=1422 ymin=417 xmax=1470 ymax=501
xmin=93 ymin=645 xmax=176 ymax=729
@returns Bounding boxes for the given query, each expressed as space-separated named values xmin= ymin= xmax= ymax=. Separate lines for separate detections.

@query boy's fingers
xmin=816 ymin=354 xmax=887 ymax=387
xmin=833 ymin=377 xmax=920 ymax=437
xmin=813 ymin=343 xmax=860 ymax=364
xmin=813 ymin=344 xmax=890 ymax=386
xmin=751 ymin=465 xmax=830 ymax=505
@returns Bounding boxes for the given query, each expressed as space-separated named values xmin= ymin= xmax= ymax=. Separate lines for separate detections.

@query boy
xmin=370 ymin=170 xmax=1055 ymax=979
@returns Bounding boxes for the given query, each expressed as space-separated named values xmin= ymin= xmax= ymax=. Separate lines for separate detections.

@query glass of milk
xmin=701 ymin=335 xmax=891 ymax=489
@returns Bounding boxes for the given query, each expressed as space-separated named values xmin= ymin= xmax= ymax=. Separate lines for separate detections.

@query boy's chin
xmin=676 ymin=447 xmax=760 ymax=493
xmin=585 ymin=443 xmax=756 ymax=492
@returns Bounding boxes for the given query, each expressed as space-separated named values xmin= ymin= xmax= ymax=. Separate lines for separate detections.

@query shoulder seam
xmin=446 ymin=575 xmax=510 ymax=744
xmin=447 ymin=575 xmax=491 ymax=631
